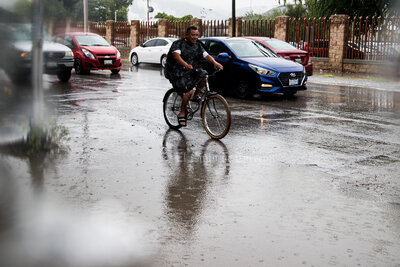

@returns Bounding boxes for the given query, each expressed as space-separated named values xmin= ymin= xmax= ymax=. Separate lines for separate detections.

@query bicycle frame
xmin=186 ymin=68 xmax=221 ymax=120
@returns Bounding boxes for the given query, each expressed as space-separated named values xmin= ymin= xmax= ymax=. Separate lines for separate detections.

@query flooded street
xmin=1 ymin=65 xmax=400 ymax=266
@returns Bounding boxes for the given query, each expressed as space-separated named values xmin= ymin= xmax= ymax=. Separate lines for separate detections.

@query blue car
xmin=200 ymin=37 xmax=307 ymax=98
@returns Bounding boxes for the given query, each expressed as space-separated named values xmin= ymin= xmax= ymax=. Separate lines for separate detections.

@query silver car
xmin=4 ymin=23 xmax=74 ymax=83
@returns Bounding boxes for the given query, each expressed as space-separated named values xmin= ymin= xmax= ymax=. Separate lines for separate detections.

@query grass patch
xmin=0 ymin=119 xmax=70 ymax=157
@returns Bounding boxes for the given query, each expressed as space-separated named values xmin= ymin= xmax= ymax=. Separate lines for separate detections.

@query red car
xmin=54 ymin=32 xmax=121 ymax=74
xmin=244 ymin=37 xmax=313 ymax=76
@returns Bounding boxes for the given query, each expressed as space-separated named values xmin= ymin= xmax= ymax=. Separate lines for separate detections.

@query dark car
xmin=54 ymin=32 xmax=121 ymax=74
xmin=245 ymin=37 xmax=313 ymax=76
xmin=200 ymin=37 xmax=307 ymax=98
xmin=3 ymin=23 xmax=74 ymax=83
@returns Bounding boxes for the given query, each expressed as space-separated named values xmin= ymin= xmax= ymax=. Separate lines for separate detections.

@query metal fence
xmin=242 ymin=19 xmax=274 ymax=37
xmin=203 ymin=20 xmax=230 ymax=37
xmin=167 ymin=20 xmax=191 ymax=38
xmin=287 ymin=17 xmax=330 ymax=57
xmin=139 ymin=21 xmax=158 ymax=44
xmin=90 ymin=21 xmax=106 ymax=38
xmin=346 ymin=16 xmax=400 ymax=60
xmin=113 ymin=21 xmax=130 ymax=49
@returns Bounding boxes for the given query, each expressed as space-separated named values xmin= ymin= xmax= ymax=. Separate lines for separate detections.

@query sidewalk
xmin=307 ymin=72 xmax=400 ymax=92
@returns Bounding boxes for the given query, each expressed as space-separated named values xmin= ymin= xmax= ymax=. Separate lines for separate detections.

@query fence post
xmin=328 ymin=15 xmax=349 ymax=73
xmin=130 ymin=20 xmax=140 ymax=49
xmin=158 ymin=19 xmax=169 ymax=37
xmin=106 ymin=20 xmax=115 ymax=45
xmin=191 ymin=18 xmax=203 ymax=36
xmin=274 ymin=16 xmax=289 ymax=41
xmin=229 ymin=18 xmax=242 ymax=37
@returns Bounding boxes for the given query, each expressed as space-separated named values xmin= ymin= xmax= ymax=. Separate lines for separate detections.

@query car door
xmin=149 ymin=39 xmax=169 ymax=64
xmin=140 ymin=39 xmax=158 ymax=62
xmin=203 ymin=40 xmax=234 ymax=91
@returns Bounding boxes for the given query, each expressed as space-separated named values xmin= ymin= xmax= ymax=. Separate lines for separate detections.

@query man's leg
xmin=178 ymin=89 xmax=193 ymax=126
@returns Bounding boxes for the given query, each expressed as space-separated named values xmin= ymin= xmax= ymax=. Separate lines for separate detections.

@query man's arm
xmin=205 ymin=54 xmax=223 ymax=70
xmin=173 ymin=52 xmax=193 ymax=70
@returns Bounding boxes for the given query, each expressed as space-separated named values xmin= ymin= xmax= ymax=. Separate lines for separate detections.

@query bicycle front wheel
xmin=201 ymin=94 xmax=231 ymax=139
xmin=163 ymin=88 xmax=183 ymax=129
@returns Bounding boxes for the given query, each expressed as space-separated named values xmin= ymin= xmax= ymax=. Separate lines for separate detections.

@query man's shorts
xmin=172 ymin=68 xmax=208 ymax=93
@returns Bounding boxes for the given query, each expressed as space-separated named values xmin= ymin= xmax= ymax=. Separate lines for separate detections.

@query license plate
xmin=46 ymin=61 xmax=57 ymax=68
xmin=295 ymin=58 xmax=302 ymax=63
xmin=289 ymin=79 xmax=298 ymax=86
xmin=104 ymin=59 xmax=113 ymax=65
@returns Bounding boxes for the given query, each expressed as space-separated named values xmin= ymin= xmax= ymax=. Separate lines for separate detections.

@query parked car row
xmin=4 ymin=25 xmax=308 ymax=98
xmin=2 ymin=24 xmax=122 ymax=84
xmin=128 ymin=36 xmax=309 ymax=98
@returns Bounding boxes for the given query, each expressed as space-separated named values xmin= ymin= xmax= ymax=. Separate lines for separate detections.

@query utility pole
xmin=147 ymin=0 xmax=149 ymax=23
xmin=32 ymin=0 xmax=43 ymax=129
xmin=83 ymin=0 xmax=88 ymax=32
xmin=232 ymin=0 xmax=236 ymax=37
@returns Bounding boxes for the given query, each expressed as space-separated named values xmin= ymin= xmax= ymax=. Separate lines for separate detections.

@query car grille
xmin=44 ymin=52 xmax=65 ymax=60
xmin=96 ymin=53 xmax=116 ymax=57
xmin=278 ymin=72 xmax=304 ymax=86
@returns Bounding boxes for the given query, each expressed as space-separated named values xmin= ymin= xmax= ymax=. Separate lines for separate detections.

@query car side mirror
xmin=140 ymin=44 xmax=145 ymax=47
xmin=217 ymin=52 xmax=230 ymax=59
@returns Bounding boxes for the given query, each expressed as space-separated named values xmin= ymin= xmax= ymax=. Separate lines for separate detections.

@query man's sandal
xmin=178 ymin=116 xmax=187 ymax=127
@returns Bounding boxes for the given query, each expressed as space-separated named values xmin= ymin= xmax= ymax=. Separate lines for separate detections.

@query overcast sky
xmin=128 ymin=0 xmax=292 ymax=21
xmin=0 ymin=0 xmax=291 ymax=21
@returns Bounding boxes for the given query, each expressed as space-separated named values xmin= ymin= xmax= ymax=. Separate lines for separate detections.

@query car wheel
xmin=75 ymin=59 xmax=88 ymax=74
xmin=234 ymin=80 xmax=251 ymax=99
xmin=161 ymin=55 xmax=167 ymax=68
xmin=131 ymin=53 xmax=139 ymax=65
xmin=111 ymin=69 xmax=120 ymax=74
xmin=57 ymin=68 xmax=72 ymax=82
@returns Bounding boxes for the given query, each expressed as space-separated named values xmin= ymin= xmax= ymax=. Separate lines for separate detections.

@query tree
xmin=85 ymin=0 xmax=133 ymax=21
xmin=285 ymin=3 xmax=308 ymax=18
xmin=154 ymin=12 xmax=195 ymax=21
xmin=305 ymin=0 xmax=393 ymax=18
xmin=12 ymin=0 xmax=133 ymax=22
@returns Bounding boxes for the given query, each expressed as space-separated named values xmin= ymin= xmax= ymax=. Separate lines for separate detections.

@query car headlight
xmin=116 ymin=50 xmax=121 ymax=58
xmin=81 ymin=48 xmax=95 ymax=59
xmin=20 ymin=51 xmax=31 ymax=59
xmin=65 ymin=50 xmax=74 ymax=57
xmin=249 ymin=64 xmax=276 ymax=76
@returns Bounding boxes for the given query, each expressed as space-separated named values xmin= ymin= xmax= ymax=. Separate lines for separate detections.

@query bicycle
xmin=163 ymin=69 xmax=231 ymax=139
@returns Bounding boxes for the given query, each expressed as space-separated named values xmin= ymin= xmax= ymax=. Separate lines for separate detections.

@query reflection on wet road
xmin=1 ymin=66 xmax=399 ymax=266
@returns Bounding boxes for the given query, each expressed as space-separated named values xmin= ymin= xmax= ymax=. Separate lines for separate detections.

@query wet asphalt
xmin=0 ymin=65 xmax=400 ymax=266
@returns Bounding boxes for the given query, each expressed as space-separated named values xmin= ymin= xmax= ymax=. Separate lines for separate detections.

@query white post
xmin=83 ymin=0 xmax=88 ymax=32
xmin=32 ymin=0 xmax=43 ymax=128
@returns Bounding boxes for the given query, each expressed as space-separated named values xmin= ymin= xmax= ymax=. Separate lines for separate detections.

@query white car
xmin=129 ymin=37 xmax=177 ymax=67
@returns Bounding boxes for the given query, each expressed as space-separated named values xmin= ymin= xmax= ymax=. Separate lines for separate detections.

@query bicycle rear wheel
xmin=201 ymin=94 xmax=231 ymax=139
xmin=163 ymin=88 xmax=183 ymax=129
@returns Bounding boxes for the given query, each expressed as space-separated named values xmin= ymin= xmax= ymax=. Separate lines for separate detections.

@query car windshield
xmin=226 ymin=39 xmax=276 ymax=58
xmin=7 ymin=23 xmax=51 ymax=41
xmin=75 ymin=35 xmax=110 ymax=46
xmin=264 ymin=39 xmax=297 ymax=50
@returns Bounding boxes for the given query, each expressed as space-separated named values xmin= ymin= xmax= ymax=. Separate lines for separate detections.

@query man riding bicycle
xmin=165 ymin=26 xmax=223 ymax=127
